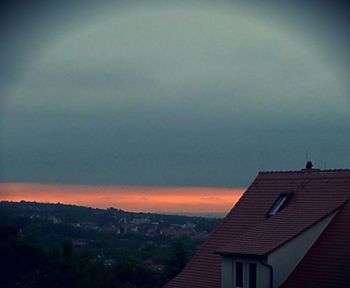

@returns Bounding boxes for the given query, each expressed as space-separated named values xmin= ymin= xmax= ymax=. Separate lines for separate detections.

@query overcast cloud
xmin=1 ymin=1 xmax=350 ymax=187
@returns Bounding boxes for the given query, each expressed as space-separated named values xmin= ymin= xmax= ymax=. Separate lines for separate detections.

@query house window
xmin=267 ymin=191 xmax=293 ymax=217
xmin=235 ymin=262 xmax=243 ymax=287
xmin=249 ymin=263 xmax=257 ymax=288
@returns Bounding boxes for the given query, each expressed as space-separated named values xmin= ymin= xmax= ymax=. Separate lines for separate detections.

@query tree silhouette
xmin=165 ymin=239 xmax=189 ymax=280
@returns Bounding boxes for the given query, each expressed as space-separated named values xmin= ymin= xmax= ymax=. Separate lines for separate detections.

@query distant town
xmin=0 ymin=200 xmax=221 ymax=287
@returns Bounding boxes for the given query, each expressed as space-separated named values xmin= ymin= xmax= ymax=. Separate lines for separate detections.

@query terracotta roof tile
xmin=216 ymin=200 xmax=345 ymax=256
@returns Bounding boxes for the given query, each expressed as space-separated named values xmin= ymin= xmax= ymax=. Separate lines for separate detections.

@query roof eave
xmin=214 ymin=251 xmax=267 ymax=260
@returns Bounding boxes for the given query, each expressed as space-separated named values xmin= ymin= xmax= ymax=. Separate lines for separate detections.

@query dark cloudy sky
xmin=1 ymin=0 xmax=349 ymax=187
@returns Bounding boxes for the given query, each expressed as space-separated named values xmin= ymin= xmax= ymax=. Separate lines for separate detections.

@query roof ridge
xmin=259 ymin=168 xmax=350 ymax=174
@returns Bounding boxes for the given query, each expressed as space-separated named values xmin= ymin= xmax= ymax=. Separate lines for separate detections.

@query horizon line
xmin=0 ymin=182 xmax=245 ymax=214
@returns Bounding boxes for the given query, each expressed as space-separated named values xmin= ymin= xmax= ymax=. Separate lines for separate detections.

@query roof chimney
xmin=305 ymin=161 xmax=313 ymax=169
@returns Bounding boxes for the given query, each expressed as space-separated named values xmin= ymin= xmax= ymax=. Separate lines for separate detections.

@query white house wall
xmin=221 ymin=256 xmax=234 ymax=288
xmin=268 ymin=211 xmax=338 ymax=287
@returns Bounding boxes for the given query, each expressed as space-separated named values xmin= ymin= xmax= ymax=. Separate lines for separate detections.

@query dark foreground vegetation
xmin=0 ymin=201 xmax=221 ymax=287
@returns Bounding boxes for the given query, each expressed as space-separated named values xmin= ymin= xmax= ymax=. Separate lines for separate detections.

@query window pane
xmin=249 ymin=263 xmax=257 ymax=288
xmin=268 ymin=196 xmax=287 ymax=216
xmin=273 ymin=197 xmax=287 ymax=213
xmin=235 ymin=262 xmax=243 ymax=287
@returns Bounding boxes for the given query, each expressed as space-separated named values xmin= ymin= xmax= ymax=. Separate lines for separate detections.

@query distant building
xmin=144 ymin=259 xmax=165 ymax=271
xmin=72 ymin=238 xmax=88 ymax=248
xmin=48 ymin=215 xmax=62 ymax=224
xmin=166 ymin=165 xmax=350 ymax=288
xmin=103 ymin=259 xmax=116 ymax=266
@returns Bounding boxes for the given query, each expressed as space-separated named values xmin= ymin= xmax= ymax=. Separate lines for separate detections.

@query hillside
xmin=0 ymin=200 xmax=222 ymax=288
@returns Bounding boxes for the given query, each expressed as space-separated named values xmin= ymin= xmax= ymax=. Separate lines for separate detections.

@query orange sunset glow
xmin=0 ymin=183 xmax=244 ymax=215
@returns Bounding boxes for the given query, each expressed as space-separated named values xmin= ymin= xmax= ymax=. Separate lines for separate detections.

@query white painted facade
xmin=221 ymin=211 xmax=338 ymax=288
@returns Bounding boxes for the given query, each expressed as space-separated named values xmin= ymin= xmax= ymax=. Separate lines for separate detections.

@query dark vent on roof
xmin=306 ymin=161 xmax=313 ymax=169
xmin=266 ymin=191 xmax=293 ymax=218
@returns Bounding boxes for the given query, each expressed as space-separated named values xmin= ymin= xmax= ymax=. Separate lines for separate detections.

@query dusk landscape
xmin=1 ymin=1 xmax=350 ymax=287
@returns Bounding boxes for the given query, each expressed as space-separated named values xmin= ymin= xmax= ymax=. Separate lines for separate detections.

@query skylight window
xmin=267 ymin=192 xmax=293 ymax=217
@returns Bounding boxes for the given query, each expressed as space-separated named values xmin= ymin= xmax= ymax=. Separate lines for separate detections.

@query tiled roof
xmin=165 ymin=168 xmax=350 ymax=288
xmin=216 ymin=194 xmax=346 ymax=257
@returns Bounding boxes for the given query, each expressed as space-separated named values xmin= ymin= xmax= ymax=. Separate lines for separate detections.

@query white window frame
xmin=232 ymin=261 xmax=257 ymax=288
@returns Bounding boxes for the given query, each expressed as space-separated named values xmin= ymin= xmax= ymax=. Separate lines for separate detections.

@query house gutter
xmin=260 ymin=260 xmax=273 ymax=288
